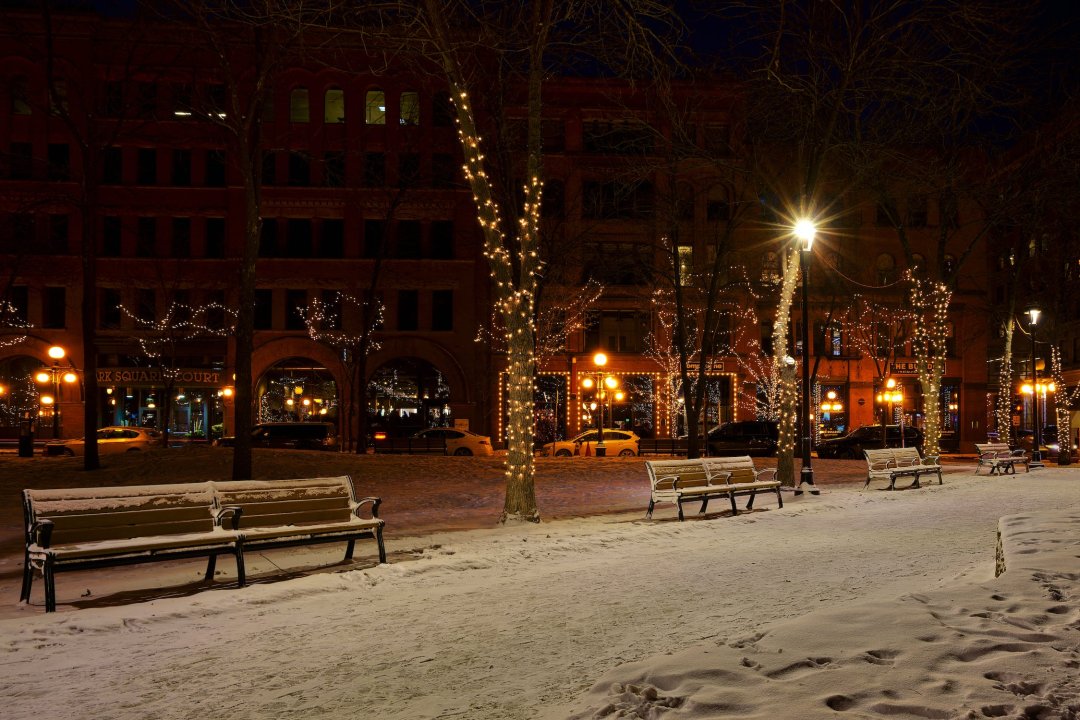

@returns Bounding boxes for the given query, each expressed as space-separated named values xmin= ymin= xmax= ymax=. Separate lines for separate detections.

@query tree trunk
xmin=772 ymin=248 xmax=800 ymax=487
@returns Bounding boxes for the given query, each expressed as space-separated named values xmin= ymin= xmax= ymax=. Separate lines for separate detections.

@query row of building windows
xmin=0 ymin=213 xmax=462 ymax=260
xmin=91 ymin=288 xmax=456 ymax=333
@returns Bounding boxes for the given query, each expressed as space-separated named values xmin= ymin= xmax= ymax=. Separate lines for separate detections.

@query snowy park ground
xmin=0 ymin=450 xmax=1077 ymax=719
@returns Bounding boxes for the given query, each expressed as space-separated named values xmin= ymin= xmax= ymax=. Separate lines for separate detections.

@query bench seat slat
xmin=29 ymin=530 xmax=239 ymax=561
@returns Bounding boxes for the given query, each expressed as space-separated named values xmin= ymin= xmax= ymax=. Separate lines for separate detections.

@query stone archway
xmin=368 ymin=357 xmax=452 ymax=437
xmin=256 ymin=357 xmax=340 ymax=424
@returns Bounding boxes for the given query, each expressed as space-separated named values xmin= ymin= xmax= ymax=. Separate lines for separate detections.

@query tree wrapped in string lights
xmin=909 ymin=278 xmax=952 ymax=460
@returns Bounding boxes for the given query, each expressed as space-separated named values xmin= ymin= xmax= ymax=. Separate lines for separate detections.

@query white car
xmin=412 ymin=428 xmax=494 ymax=456
xmin=44 ymin=426 xmax=162 ymax=457
xmin=539 ymin=429 xmax=640 ymax=457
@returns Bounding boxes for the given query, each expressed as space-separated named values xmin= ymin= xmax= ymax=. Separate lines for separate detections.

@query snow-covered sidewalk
xmin=1 ymin=469 xmax=1078 ymax=719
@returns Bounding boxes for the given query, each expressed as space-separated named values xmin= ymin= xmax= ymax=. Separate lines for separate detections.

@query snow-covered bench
xmin=864 ymin=447 xmax=942 ymax=490
xmin=975 ymin=443 xmax=1030 ymax=475
xmin=645 ymin=456 xmax=781 ymax=521
xmin=21 ymin=476 xmax=384 ymax=612
xmin=211 ymin=476 xmax=386 ymax=568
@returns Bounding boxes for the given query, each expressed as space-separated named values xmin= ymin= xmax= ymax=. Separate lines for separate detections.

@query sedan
xmin=412 ymin=427 xmax=494 ymax=456
xmin=539 ymin=429 xmax=640 ymax=457
xmin=44 ymin=426 xmax=162 ymax=457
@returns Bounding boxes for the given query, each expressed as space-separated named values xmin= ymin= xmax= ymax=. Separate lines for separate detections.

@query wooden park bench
xmin=210 ymin=476 xmax=386 ymax=568
xmin=21 ymin=475 xmax=384 ymax=613
xmin=975 ymin=443 xmax=1030 ymax=475
xmin=645 ymin=456 xmax=782 ymax=521
xmin=864 ymin=447 xmax=943 ymax=490
xmin=21 ymin=483 xmax=243 ymax=613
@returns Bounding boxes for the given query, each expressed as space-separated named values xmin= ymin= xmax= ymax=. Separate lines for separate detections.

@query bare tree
xmin=149 ymin=1 xmax=326 ymax=479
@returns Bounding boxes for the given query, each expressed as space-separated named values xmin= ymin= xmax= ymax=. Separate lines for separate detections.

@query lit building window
xmin=366 ymin=89 xmax=385 ymax=125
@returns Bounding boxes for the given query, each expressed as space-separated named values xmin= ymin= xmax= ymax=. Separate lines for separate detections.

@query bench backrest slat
xmin=24 ymin=485 xmax=218 ymax=545
xmin=212 ymin=477 xmax=356 ymax=528
xmin=645 ymin=460 xmax=709 ymax=489
xmin=701 ymin=457 xmax=756 ymax=484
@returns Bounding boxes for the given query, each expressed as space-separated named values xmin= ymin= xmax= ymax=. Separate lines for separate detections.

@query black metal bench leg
xmin=44 ymin=560 xmax=56 ymax=613
xmin=745 ymin=490 xmax=757 ymax=510
xmin=646 ymin=499 xmax=655 ymax=519
xmin=345 ymin=539 xmax=356 ymax=561
xmin=677 ymin=499 xmax=685 ymax=521
xmin=936 ymin=469 xmax=943 ymax=485
xmin=699 ymin=498 xmax=709 ymax=515
xmin=376 ymin=526 xmax=387 ymax=564
xmin=235 ymin=545 xmax=247 ymax=587
xmin=204 ymin=554 xmax=217 ymax=581
xmin=728 ymin=494 xmax=738 ymax=516
xmin=19 ymin=552 xmax=32 ymax=602
xmin=774 ymin=486 xmax=783 ymax=508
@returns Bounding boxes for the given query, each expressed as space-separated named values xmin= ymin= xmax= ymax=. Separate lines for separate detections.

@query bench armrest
xmin=1009 ymin=449 xmax=1029 ymax=459
xmin=354 ymin=496 xmax=382 ymax=519
xmin=754 ymin=467 xmax=777 ymax=483
xmin=216 ymin=505 xmax=244 ymax=531
xmin=921 ymin=454 xmax=940 ymax=465
xmin=30 ymin=518 xmax=54 ymax=548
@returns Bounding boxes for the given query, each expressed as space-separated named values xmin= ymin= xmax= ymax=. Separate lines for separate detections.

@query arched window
xmin=365 ymin=89 xmax=385 ymax=125
xmin=875 ymin=253 xmax=895 ymax=284
xmin=11 ymin=76 xmax=31 ymax=115
xmin=290 ymin=88 xmax=309 ymax=123
xmin=399 ymin=90 xmax=419 ymax=125
xmin=943 ymin=253 xmax=957 ymax=277
xmin=324 ymin=88 xmax=345 ymax=123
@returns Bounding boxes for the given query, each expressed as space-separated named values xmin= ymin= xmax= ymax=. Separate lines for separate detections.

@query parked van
xmin=215 ymin=422 xmax=338 ymax=450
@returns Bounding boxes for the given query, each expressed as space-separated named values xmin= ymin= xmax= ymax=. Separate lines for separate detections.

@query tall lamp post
xmin=794 ymin=219 xmax=819 ymax=495
xmin=35 ymin=345 xmax=78 ymax=439
xmin=1024 ymin=305 xmax=1044 ymax=468
xmin=581 ymin=352 xmax=611 ymax=456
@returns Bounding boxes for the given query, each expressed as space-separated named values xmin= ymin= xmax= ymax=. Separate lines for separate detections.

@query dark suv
xmin=702 ymin=421 xmax=779 ymax=457
xmin=816 ymin=424 xmax=923 ymax=459
xmin=215 ymin=421 xmax=338 ymax=450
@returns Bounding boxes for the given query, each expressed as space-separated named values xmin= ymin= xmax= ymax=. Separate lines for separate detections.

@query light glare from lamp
xmin=794 ymin=219 xmax=816 ymax=250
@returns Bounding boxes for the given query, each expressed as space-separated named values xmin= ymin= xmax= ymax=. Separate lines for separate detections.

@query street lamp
xmin=1026 ymin=306 xmax=1044 ymax=468
xmin=794 ymin=219 xmax=819 ymax=495
xmin=875 ymin=378 xmax=905 ymax=446
xmin=581 ymin=352 xmax=611 ymax=456
xmin=34 ymin=345 xmax=78 ymax=439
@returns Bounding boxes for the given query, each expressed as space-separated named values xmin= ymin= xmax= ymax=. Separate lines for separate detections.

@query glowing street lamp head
xmin=885 ymin=378 xmax=897 ymax=390
xmin=35 ymin=371 xmax=51 ymax=384
xmin=604 ymin=375 xmax=618 ymax=390
xmin=1021 ymin=383 xmax=1034 ymax=395
xmin=593 ymin=352 xmax=607 ymax=368
xmin=62 ymin=372 xmax=77 ymax=384
xmin=1026 ymin=306 xmax=1041 ymax=325
xmin=793 ymin=219 xmax=816 ymax=250
xmin=581 ymin=377 xmax=594 ymax=389
xmin=47 ymin=346 xmax=66 ymax=360
xmin=39 ymin=394 xmax=55 ymax=406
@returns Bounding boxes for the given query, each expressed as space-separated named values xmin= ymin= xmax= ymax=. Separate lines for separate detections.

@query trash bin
xmin=18 ymin=414 xmax=34 ymax=458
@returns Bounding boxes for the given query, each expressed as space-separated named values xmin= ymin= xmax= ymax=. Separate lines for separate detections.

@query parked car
xmin=538 ymin=429 xmax=640 ymax=457
xmin=215 ymin=421 xmax=338 ymax=450
xmin=411 ymin=427 xmax=494 ymax=456
xmin=44 ymin=426 xmax=161 ymax=457
xmin=697 ymin=420 xmax=779 ymax=457
xmin=815 ymin=424 xmax=924 ymax=459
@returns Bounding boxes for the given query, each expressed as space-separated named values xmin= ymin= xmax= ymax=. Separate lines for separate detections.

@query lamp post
xmin=581 ymin=352 xmax=610 ymax=456
xmin=34 ymin=345 xmax=78 ymax=439
xmin=794 ymin=219 xmax=819 ymax=495
xmin=1026 ymin=306 xmax=1044 ymax=468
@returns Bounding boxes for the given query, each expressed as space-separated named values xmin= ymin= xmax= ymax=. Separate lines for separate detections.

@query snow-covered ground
xmin=1 ymin=459 xmax=1078 ymax=719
